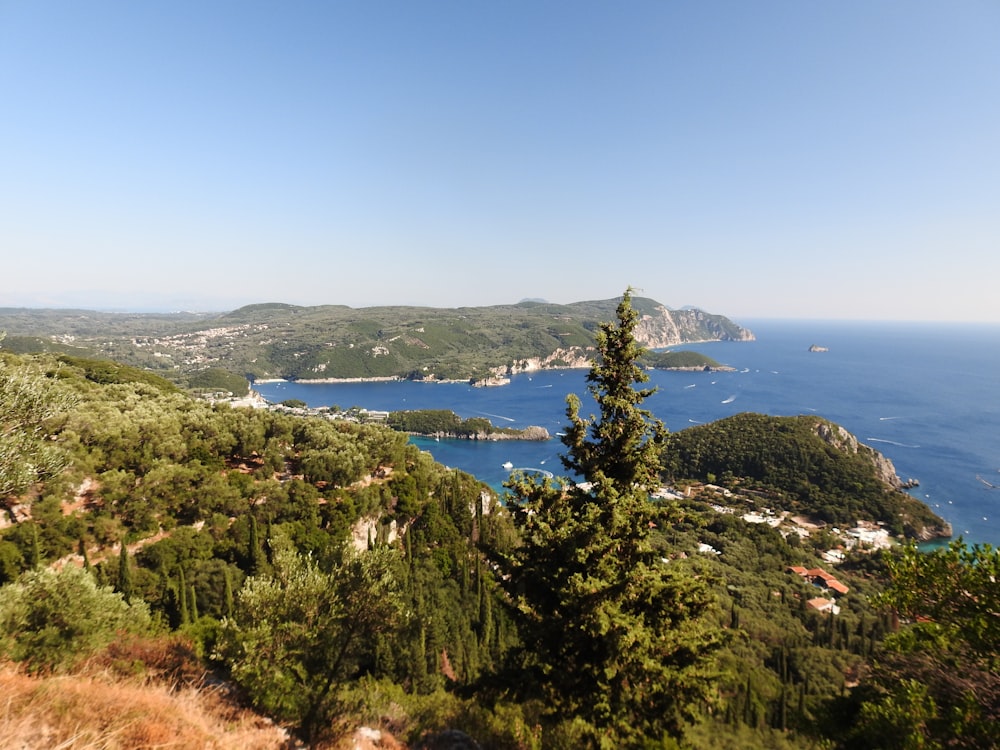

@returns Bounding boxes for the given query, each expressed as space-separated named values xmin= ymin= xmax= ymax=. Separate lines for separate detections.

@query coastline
xmin=254 ymin=361 xmax=731 ymax=389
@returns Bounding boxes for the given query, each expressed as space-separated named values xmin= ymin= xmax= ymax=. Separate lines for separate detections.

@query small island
xmin=640 ymin=350 xmax=733 ymax=371
xmin=386 ymin=409 xmax=549 ymax=441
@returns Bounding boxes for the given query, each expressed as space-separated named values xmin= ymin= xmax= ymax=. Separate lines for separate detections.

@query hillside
xmin=662 ymin=413 xmax=950 ymax=539
xmin=0 ymin=297 xmax=753 ymax=384
xmin=1 ymin=344 xmax=982 ymax=749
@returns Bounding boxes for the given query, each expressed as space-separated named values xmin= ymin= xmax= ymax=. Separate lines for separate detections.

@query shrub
xmin=0 ymin=565 xmax=152 ymax=671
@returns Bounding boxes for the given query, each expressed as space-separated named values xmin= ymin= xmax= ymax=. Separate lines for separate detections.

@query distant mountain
xmin=0 ymin=297 xmax=754 ymax=384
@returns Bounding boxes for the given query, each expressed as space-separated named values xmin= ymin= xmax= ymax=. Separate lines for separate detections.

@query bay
xmin=254 ymin=320 xmax=1000 ymax=547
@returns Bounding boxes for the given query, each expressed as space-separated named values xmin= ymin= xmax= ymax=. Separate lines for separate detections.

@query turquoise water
xmin=255 ymin=320 xmax=1000 ymax=546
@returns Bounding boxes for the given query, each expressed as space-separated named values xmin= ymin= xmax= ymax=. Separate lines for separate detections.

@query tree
xmin=216 ymin=533 xmax=406 ymax=743
xmin=116 ymin=542 xmax=134 ymax=603
xmin=839 ymin=541 xmax=1000 ymax=748
xmin=0 ymin=352 xmax=76 ymax=500
xmin=0 ymin=564 xmax=151 ymax=671
xmin=492 ymin=289 xmax=722 ymax=746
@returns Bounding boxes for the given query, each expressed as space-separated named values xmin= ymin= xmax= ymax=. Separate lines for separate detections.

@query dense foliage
xmin=829 ymin=541 xmax=1000 ymax=749
xmin=386 ymin=409 xmax=543 ymax=439
xmin=640 ymin=350 xmax=724 ymax=369
xmin=0 ymin=564 xmax=152 ymax=672
xmin=0 ymin=297 xmax=751 ymax=385
xmin=0 ymin=303 xmax=990 ymax=749
xmin=387 ymin=409 xmax=496 ymax=436
xmin=662 ymin=413 xmax=945 ymax=536
xmin=490 ymin=290 xmax=722 ymax=747
xmin=217 ymin=535 xmax=406 ymax=742
xmin=0 ymin=350 xmax=77 ymax=498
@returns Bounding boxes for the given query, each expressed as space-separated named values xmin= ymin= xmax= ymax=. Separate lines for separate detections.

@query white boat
xmin=502 ymin=461 xmax=514 ymax=470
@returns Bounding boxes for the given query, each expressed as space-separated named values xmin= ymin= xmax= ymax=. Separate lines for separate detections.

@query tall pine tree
xmin=491 ymin=288 xmax=721 ymax=745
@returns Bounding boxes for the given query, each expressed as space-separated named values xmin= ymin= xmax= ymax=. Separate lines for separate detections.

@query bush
xmin=0 ymin=565 xmax=152 ymax=671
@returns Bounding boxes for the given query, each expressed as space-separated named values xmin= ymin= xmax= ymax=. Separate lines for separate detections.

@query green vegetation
xmin=490 ymin=290 xmax=722 ymax=746
xmin=641 ymin=350 xmax=725 ymax=369
xmin=217 ymin=535 xmax=406 ymax=743
xmin=0 ymin=300 xmax=986 ymax=749
xmin=184 ymin=367 xmax=251 ymax=396
xmin=0 ymin=564 xmax=152 ymax=671
xmin=0 ymin=349 xmax=77 ymax=498
xmin=829 ymin=541 xmax=1000 ymax=748
xmin=662 ymin=413 xmax=947 ymax=537
xmin=0 ymin=297 xmax=752 ymax=387
xmin=386 ymin=409 xmax=546 ymax=439
xmin=387 ymin=409 xmax=493 ymax=436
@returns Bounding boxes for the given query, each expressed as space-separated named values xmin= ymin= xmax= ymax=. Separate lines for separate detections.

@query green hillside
xmin=662 ymin=413 xmax=948 ymax=538
xmin=0 ymin=297 xmax=752 ymax=385
xmin=0 ymin=319 xmax=983 ymax=748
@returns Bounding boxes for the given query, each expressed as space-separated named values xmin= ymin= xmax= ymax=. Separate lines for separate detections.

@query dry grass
xmin=0 ymin=637 xmax=297 ymax=750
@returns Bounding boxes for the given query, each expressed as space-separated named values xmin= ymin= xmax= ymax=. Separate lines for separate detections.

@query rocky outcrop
xmin=813 ymin=421 xmax=901 ymax=489
xmin=811 ymin=419 xmax=952 ymax=541
xmin=484 ymin=306 xmax=754 ymax=380
xmin=428 ymin=426 xmax=550 ymax=442
xmin=507 ymin=346 xmax=596 ymax=375
xmin=635 ymin=305 xmax=756 ymax=348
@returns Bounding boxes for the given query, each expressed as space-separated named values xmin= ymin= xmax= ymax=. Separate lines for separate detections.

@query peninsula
xmin=0 ymin=296 xmax=754 ymax=389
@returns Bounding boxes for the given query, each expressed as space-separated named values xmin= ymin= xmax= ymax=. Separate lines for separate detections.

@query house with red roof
xmin=788 ymin=565 xmax=849 ymax=596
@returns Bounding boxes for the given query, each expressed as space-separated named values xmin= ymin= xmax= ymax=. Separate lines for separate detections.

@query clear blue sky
xmin=2 ymin=1 xmax=998 ymax=322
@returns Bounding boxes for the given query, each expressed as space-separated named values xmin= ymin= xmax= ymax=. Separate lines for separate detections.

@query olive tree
xmin=0 ymin=351 xmax=76 ymax=500
xmin=0 ymin=564 xmax=152 ymax=671
xmin=217 ymin=533 xmax=406 ymax=743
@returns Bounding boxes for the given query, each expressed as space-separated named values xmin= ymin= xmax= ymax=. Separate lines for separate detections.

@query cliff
xmin=667 ymin=413 xmax=951 ymax=541
xmin=634 ymin=304 xmax=756 ymax=348
xmin=1 ymin=296 xmax=754 ymax=384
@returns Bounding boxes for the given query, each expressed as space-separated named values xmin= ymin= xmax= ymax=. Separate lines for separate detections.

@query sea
xmin=254 ymin=320 xmax=1000 ymax=548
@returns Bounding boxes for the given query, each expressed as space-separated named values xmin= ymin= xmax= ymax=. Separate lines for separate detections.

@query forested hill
xmin=662 ymin=413 xmax=950 ymax=540
xmin=1 ymin=339 xmax=994 ymax=748
xmin=0 ymin=297 xmax=753 ymax=384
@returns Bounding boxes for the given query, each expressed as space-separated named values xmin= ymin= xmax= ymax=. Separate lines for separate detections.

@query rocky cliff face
xmin=811 ymin=420 xmax=952 ymax=540
xmin=493 ymin=307 xmax=754 ymax=378
xmin=507 ymin=346 xmax=595 ymax=375
xmin=813 ymin=421 xmax=902 ymax=489
xmin=634 ymin=305 xmax=756 ymax=348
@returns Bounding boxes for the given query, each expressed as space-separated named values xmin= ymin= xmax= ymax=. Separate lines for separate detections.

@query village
xmin=656 ymin=481 xmax=894 ymax=616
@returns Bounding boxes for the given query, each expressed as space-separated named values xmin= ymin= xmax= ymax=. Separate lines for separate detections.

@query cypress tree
xmin=490 ymin=289 xmax=722 ymax=744
xmin=28 ymin=524 xmax=41 ymax=570
xmin=248 ymin=515 xmax=264 ymax=575
xmin=189 ymin=584 xmax=199 ymax=622
xmin=776 ymin=684 xmax=788 ymax=731
xmin=224 ymin=566 xmax=235 ymax=618
xmin=743 ymin=673 xmax=753 ymax=725
xmin=177 ymin=566 xmax=189 ymax=625
xmin=116 ymin=542 xmax=133 ymax=603
xmin=79 ymin=537 xmax=91 ymax=572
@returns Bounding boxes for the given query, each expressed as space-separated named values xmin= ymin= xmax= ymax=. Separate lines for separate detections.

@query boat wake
xmin=721 ymin=395 xmax=736 ymax=404
xmin=976 ymin=474 xmax=999 ymax=490
xmin=867 ymin=438 xmax=921 ymax=449
xmin=479 ymin=411 xmax=516 ymax=422
xmin=879 ymin=416 xmax=903 ymax=421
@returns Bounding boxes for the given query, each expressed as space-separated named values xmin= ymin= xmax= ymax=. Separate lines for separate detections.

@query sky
xmin=2 ymin=2 xmax=999 ymax=322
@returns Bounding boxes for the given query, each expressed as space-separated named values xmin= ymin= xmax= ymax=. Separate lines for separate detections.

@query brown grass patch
xmin=0 ymin=648 xmax=295 ymax=749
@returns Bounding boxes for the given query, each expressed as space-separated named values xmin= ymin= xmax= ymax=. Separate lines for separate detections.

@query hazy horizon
xmin=5 ymin=296 xmax=1000 ymax=328
xmin=2 ymin=2 xmax=998 ymax=322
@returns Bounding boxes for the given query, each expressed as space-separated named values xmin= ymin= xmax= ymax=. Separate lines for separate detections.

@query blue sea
xmin=255 ymin=320 xmax=1000 ymax=548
